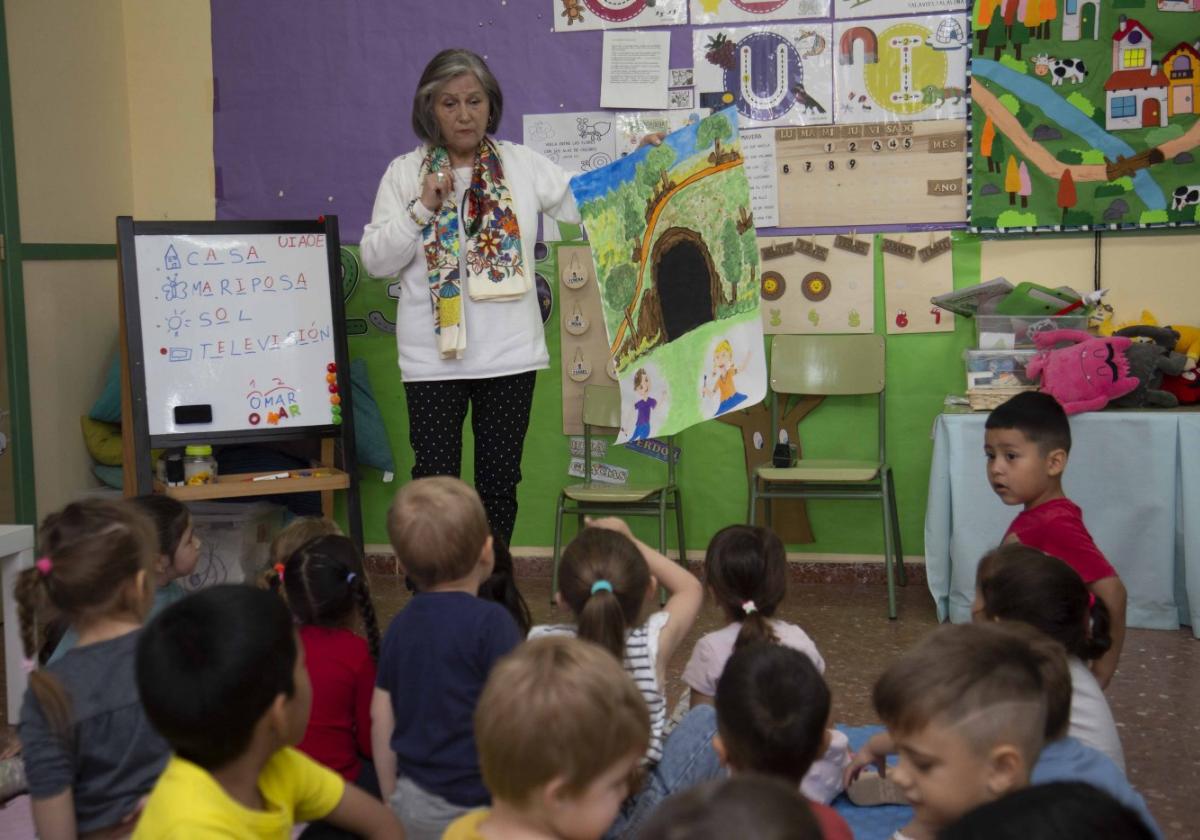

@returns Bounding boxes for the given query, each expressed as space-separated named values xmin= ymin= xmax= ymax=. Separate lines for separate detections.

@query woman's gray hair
xmin=411 ymin=49 xmax=503 ymax=145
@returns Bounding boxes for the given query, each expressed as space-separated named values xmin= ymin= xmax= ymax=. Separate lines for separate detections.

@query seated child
xmin=974 ymin=543 xmax=1124 ymax=770
xmin=17 ymin=499 xmax=170 ymax=837
xmin=443 ymin=636 xmax=650 ymax=840
xmin=984 ymin=391 xmax=1126 ymax=687
xmin=847 ymin=623 xmax=1049 ymax=840
xmin=265 ymin=515 xmax=342 ymax=587
xmin=49 ymin=494 xmax=199 ymax=662
xmin=1013 ymin=628 xmax=1162 ymax=838
xmin=940 ymin=781 xmax=1157 ymax=840
xmin=681 ymin=524 xmax=849 ymax=803
xmin=134 ymin=584 xmax=400 ymax=838
xmin=373 ymin=477 xmax=524 ymax=840
xmin=633 ymin=776 xmax=822 ymax=840
xmin=713 ymin=642 xmax=852 ymax=840
xmin=530 ymin=517 xmax=705 ymax=836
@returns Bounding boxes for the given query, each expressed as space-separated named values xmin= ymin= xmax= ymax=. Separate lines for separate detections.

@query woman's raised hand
xmin=420 ymin=167 xmax=452 ymax=212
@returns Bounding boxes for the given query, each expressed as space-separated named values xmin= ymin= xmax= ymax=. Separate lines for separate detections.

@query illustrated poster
xmin=553 ymin=0 xmax=687 ymax=31
xmin=693 ymin=24 xmax=835 ymax=127
xmin=690 ymin=0 xmax=830 ymax=25
xmin=570 ymin=108 xmax=767 ymax=444
xmin=969 ymin=0 xmax=1200 ymax=232
xmin=833 ymin=14 xmax=969 ymax=124
xmin=834 ymin=0 xmax=967 ymax=19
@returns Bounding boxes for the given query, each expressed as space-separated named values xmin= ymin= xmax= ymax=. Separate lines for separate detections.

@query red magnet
xmin=248 ymin=413 xmax=261 ymax=425
xmin=328 ymin=383 xmax=339 ymax=394
xmin=160 ymin=347 xmax=168 ymax=355
xmin=326 ymin=362 xmax=337 ymax=373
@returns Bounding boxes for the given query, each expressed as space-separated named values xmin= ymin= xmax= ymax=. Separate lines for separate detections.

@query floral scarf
xmin=418 ymin=138 xmax=526 ymax=359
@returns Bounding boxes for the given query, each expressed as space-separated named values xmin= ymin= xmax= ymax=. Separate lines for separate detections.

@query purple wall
xmin=211 ymin=1 xmax=701 ymax=239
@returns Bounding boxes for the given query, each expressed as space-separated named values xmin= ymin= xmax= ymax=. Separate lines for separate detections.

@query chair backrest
xmin=582 ymin=385 xmax=621 ymax=427
xmin=769 ymin=334 xmax=885 ymax=396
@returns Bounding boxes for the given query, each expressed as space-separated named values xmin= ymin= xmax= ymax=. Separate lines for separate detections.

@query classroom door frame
xmin=0 ymin=2 xmax=35 ymax=525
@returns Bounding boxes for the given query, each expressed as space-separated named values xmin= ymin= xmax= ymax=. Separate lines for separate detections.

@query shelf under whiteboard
xmin=154 ymin=468 xmax=350 ymax=502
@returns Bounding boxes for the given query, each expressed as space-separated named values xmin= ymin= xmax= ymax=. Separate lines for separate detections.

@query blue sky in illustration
xmin=569 ymin=107 xmax=739 ymax=207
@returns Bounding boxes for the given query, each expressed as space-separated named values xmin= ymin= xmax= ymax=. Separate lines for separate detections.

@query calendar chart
xmin=775 ymin=120 xmax=966 ymax=227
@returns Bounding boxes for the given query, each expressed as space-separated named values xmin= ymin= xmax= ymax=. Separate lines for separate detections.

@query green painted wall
xmin=343 ymin=233 xmax=981 ymax=554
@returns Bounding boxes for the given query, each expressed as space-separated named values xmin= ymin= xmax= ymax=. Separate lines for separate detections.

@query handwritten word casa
xmin=191 ymin=322 xmax=333 ymax=360
xmin=246 ymin=378 xmax=302 ymax=427
xmin=161 ymin=272 xmax=308 ymax=303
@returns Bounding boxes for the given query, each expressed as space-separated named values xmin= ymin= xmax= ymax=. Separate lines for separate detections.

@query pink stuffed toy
xmin=1026 ymin=329 xmax=1139 ymax=415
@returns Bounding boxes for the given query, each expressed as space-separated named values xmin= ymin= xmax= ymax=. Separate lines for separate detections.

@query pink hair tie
xmin=1087 ymin=591 xmax=1096 ymax=608
xmin=34 ymin=556 xmax=52 ymax=576
xmin=20 ymin=657 xmax=36 ymax=675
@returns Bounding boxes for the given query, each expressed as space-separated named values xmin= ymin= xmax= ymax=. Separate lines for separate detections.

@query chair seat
xmin=562 ymin=483 xmax=670 ymax=503
xmin=757 ymin=459 xmax=882 ymax=483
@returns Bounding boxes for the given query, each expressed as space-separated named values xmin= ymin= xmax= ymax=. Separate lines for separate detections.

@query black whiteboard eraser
xmin=174 ymin=404 xmax=213 ymax=425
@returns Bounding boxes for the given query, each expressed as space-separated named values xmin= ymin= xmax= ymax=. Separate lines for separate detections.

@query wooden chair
xmin=748 ymin=334 xmax=907 ymax=618
xmin=551 ymin=385 xmax=686 ymax=602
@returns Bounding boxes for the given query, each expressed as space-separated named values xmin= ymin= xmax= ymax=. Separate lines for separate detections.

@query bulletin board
xmin=968 ymin=0 xmax=1200 ymax=232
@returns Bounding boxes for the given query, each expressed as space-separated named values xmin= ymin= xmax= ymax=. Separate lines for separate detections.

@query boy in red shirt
xmin=984 ymin=391 xmax=1126 ymax=687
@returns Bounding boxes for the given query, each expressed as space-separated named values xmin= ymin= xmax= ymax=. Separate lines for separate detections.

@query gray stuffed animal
xmin=1113 ymin=325 xmax=1189 ymax=407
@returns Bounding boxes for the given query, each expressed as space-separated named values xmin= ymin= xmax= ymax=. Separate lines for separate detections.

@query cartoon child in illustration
xmin=703 ymin=338 xmax=749 ymax=415
xmin=629 ymin=367 xmax=658 ymax=442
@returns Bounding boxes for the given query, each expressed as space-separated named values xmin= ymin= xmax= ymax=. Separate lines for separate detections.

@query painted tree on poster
xmin=1057 ymin=170 xmax=1076 ymax=224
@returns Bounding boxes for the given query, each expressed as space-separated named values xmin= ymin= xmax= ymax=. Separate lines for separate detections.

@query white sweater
xmin=360 ymin=141 xmax=580 ymax=382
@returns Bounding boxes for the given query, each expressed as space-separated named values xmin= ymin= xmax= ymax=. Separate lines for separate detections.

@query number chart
xmin=774 ymin=119 xmax=966 ymax=227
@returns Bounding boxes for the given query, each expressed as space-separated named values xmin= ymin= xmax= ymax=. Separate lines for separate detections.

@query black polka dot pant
xmin=402 ymin=371 xmax=537 ymax=545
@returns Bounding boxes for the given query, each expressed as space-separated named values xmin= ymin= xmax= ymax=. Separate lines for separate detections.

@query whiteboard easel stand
xmin=116 ymin=216 xmax=363 ymax=549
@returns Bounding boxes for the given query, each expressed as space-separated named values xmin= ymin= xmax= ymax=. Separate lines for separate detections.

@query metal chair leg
xmin=747 ymin=475 xmax=757 ymax=525
xmin=886 ymin=468 xmax=907 ymax=586
xmin=880 ymin=475 xmax=897 ymax=620
xmin=673 ymin=488 xmax=686 ymax=569
xmin=659 ymin=493 xmax=669 ymax=606
xmin=552 ymin=494 xmax=567 ymax=605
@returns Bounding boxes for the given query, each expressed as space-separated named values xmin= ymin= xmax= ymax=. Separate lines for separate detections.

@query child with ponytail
xmin=279 ymin=534 xmax=381 ymax=803
xmin=48 ymin=494 xmax=199 ymax=663
xmin=530 ymin=517 xmax=704 ymax=837
xmin=682 ymin=524 xmax=849 ymax=804
xmin=974 ymin=542 xmax=1125 ymax=771
xmin=16 ymin=499 xmax=170 ymax=837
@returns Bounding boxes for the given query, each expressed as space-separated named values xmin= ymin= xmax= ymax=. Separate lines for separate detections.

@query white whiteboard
xmin=133 ymin=231 xmax=339 ymax=436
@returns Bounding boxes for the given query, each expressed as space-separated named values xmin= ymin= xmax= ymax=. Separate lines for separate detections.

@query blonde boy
xmin=861 ymin=623 xmax=1049 ymax=840
xmin=444 ymin=636 xmax=650 ymax=840
xmin=372 ymin=477 xmax=523 ymax=840
xmin=984 ymin=391 xmax=1126 ymax=687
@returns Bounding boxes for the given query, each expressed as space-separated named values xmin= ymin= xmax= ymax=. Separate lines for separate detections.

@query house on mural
xmin=1157 ymin=0 xmax=1200 ymax=11
xmin=1164 ymin=41 xmax=1200 ymax=115
xmin=1103 ymin=17 xmax=1168 ymax=129
xmin=1062 ymin=0 xmax=1101 ymax=41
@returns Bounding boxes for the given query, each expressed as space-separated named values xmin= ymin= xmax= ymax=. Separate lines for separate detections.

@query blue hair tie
xmin=590 ymin=579 xmax=613 ymax=596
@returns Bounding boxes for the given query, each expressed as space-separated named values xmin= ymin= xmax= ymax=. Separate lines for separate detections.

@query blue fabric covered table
xmin=832 ymin=725 xmax=910 ymax=840
xmin=925 ymin=410 xmax=1200 ymax=636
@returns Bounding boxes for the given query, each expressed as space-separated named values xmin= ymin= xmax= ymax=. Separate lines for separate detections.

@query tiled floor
xmin=368 ymin=562 xmax=1200 ymax=840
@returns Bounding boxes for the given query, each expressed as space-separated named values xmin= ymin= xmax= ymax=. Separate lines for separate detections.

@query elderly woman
xmin=361 ymin=49 xmax=579 ymax=545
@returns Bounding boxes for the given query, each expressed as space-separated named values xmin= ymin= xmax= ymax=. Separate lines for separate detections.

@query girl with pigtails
xmin=277 ymin=534 xmax=382 ymax=816
xmin=529 ymin=517 xmax=704 ymax=837
xmin=16 ymin=499 xmax=169 ymax=838
xmin=680 ymin=525 xmax=850 ymax=805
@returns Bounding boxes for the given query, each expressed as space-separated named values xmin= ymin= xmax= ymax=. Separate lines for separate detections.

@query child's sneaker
xmin=847 ymin=768 xmax=907 ymax=806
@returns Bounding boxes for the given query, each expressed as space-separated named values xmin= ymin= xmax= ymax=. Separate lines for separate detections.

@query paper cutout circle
xmin=563 ymin=254 xmax=588 ymax=290
xmin=761 ymin=271 xmax=786 ymax=301
xmin=801 ymin=272 xmax=831 ymax=302
xmin=606 ymin=357 xmax=620 ymax=381
xmin=568 ymin=348 xmax=592 ymax=382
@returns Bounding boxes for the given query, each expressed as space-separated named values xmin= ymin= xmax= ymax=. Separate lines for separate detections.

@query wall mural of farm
xmin=569 ymin=108 xmax=767 ymax=444
xmin=969 ymin=0 xmax=1200 ymax=231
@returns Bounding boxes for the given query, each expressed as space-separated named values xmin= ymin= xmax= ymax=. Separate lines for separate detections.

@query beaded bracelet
xmin=407 ymin=197 xmax=433 ymax=228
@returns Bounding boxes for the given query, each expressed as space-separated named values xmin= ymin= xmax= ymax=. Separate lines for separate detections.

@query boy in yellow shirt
xmin=443 ymin=636 xmax=649 ymax=840
xmin=134 ymin=585 xmax=402 ymax=838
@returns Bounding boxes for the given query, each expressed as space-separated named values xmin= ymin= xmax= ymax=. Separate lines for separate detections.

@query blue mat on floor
xmin=832 ymin=725 xmax=911 ymax=840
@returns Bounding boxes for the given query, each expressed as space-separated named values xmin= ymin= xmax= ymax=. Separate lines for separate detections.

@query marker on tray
xmin=250 ymin=471 xmax=290 ymax=482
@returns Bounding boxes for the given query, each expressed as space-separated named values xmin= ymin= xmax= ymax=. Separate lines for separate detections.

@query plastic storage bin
xmin=965 ymin=349 xmax=1038 ymax=389
xmin=975 ymin=315 xmax=1089 ymax=350
xmin=182 ymin=501 xmax=285 ymax=591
